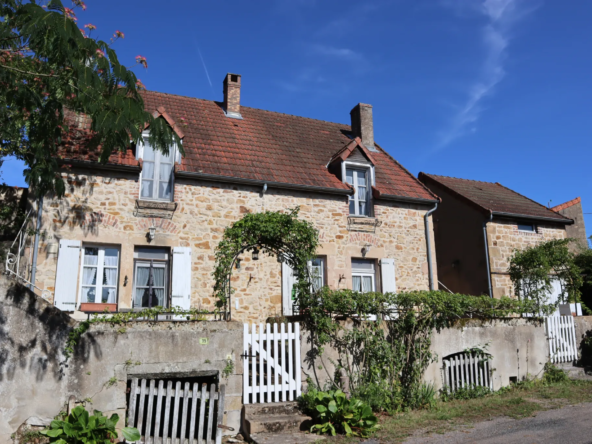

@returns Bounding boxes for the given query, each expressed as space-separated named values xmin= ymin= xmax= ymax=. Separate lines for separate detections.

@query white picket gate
xmin=127 ymin=379 xmax=225 ymax=444
xmin=545 ymin=315 xmax=578 ymax=364
xmin=442 ymin=351 xmax=493 ymax=392
xmin=243 ymin=322 xmax=302 ymax=404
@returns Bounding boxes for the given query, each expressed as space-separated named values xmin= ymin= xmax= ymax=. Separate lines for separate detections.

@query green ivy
xmin=509 ymin=239 xmax=583 ymax=312
xmin=212 ymin=207 xmax=319 ymax=310
xmin=64 ymin=306 xmax=208 ymax=359
xmin=300 ymin=288 xmax=550 ymax=412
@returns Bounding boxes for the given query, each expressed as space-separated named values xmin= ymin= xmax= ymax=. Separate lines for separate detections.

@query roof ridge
xmin=552 ymin=197 xmax=581 ymax=212
xmin=143 ymin=89 xmax=351 ymax=128
xmin=493 ymin=182 xmax=571 ymax=220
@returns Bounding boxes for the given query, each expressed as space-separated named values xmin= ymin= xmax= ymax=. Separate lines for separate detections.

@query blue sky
xmin=2 ymin=0 xmax=590 ymax=237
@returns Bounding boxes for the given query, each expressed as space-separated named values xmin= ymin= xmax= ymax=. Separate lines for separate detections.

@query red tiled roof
xmin=419 ymin=173 xmax=572 ymax=223
xmin=552 ymin=197 xmax=581 ymax=212
xmin=60 ymin=90 xmax=436 ymax=202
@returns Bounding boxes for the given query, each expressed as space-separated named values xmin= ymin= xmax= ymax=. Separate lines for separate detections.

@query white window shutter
xmin=282 ymin=262 xmax=296 ymax=316
xmin=54 ymin=239 xmax=81 ymax=311
xmin=381 ymin=258 xmax=397 ymax=294
xmin=171 ymin=247 xmax=192 ymax=312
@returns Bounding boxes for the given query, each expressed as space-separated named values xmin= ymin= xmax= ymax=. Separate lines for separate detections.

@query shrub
xmin=579 ymin=331 xmax=592 ymax=368
xmin=350 ymin=380 xmax=404 ymax=413
xmin=543 ymin=363 xmax=569 ymax=384
xmin=301 ymin=389 xmax=379 ymax=437
xmin=406 ymin=383 xmax=437 ymax=410
xmin=440 ymin=384 xmax=492 ymax=402
xmin=40 ymin=406 xmax=140 ymax=443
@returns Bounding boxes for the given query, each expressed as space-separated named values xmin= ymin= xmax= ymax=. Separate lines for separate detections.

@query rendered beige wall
xmin=34 ymin=169 xmax=437 ymax=323
xmin=486 ymin=220 xmax=566 ymax=299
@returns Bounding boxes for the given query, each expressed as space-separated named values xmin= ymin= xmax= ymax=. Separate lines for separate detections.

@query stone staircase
xmin=243 ymin=402 xmax=322 ymax=443
xmin=557 ymin=363 xmax=592 ymax=381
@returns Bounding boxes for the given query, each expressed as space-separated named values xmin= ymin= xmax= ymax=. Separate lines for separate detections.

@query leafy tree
xmin=575 ymin=247 xmax=592 ymax=312
xmin=509 ymin=239 xmax=583 ymax=312
xmin=0 ymin=0 xmax=180 ymax=196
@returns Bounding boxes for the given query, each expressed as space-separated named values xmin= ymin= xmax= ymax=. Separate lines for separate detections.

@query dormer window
xmin=343 ymin=161 xmax=375 ymax=217
xmin=137 ymin=133 xmax=178 ymax=202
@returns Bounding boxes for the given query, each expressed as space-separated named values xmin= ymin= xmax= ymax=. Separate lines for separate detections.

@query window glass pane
xmin=102 ymin=288 xmax=116 ymax=303
xmin=103 ymin=268 xmax=117 ymax=286
xmin=352 ymin=276 xmax=362 ymax=292
xmin=82 ymin=267 xmax=97 ymax=285
xmin=349 ymin=199 xmax=356 ymax=215
xmin=362 ymin=276 xmax=373 ymax=293
xmin=136 ymin=248 xmax=169 ymax=260
xmin=81 ymin=286 xmax=97 ymax=303
xmin=83 ymin=248 xmax=99 ymax=265
xmin=143 ymin=142 xmax=155 ymax=161
xmin=359 ymin=201 xmax=367 ymax=215
xmin=159 ymin=180 xmax=172 ymax=200
xmin=159 ymin=162 xmax=172 ymax=181
xmin=518 ymin=224 xmax=535 ymax=232
xmin=135 ymin=265 xmax=151 ymax=287
xmin=103 ymin=248 xmax=119 ymax=266
xmin=141 ymin=179 xmax=153 ymax=198
xmin=143 ymin=161 xmax=155 ymax=180
xmin=352 ymin=259 xmax=375 ymax=272
xmin=152 ymin=267 xmax=165 ymax=287
xmin=357 ymin=170 xmax=367 ymax=186
xmin=346 ymin=169 xmax=354 ymax=185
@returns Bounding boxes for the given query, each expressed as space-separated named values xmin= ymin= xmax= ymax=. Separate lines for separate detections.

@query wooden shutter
xmin=54 ymin=239 xmax=81 ymax=311
xmin=282 ymin=262 xmax=296 ymax=316
xmin=381 ymin=258 xmax=397 ymax=293
xmin=171 ymin=247 xmax=192 ymax=311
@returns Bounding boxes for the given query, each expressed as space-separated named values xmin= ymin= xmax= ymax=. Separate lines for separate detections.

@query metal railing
xmin=3 ymin=209 xmax=52 ymax=301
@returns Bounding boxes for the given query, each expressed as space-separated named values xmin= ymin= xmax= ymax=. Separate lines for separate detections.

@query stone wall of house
xmin=555 ymin=200 xmax=588 ymax=250
xmin=486 ymin=220 xmax=567 ymax=298
xmin=33 ymin=169 xmax=437 ymax=323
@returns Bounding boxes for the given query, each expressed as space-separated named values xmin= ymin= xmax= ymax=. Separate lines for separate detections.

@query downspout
xmin=424 ymin=202 xmax=438 ymax=291
xmin=30 ymin=196 xmax=43 ymax=291
xmin=483 ymin=211 xmax=494 ymax=298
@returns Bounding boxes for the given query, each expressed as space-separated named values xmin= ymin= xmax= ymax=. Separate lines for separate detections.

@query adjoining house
xmin=552 ymin=197 xmax=588 ymax=250
xmin=418 ymin=173 xmax=573 ymax=299
xmin=23 ymin=73 xmax=439 ymax=323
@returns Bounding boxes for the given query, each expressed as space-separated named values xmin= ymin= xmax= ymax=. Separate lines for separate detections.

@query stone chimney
xmin=350 ymin=103 xmax=376 ymax=151
xmin=223 ymin=73 xmax=242 ymax=119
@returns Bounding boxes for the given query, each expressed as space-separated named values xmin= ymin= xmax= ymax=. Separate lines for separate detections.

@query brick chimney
xmin=350 ymin=103 xmax=376 ymax=151
xmin=223 ymin=73 xmax=242 ymax=119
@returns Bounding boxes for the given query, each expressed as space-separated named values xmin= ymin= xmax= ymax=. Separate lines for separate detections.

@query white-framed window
xmin=138 ymin=134 xmax=177 ymax=202
xmin=342 ymin=161 xmax=374 ymax=217
xmin=518 ymin=223 xmax=536 ymax=232
xmin=78 ymin=246 xmax=120 ymax=304
xmin=352 ymin=259 xmax=376 ymax=292
xmin=310 ymin=257 xmax=326 ymax=292
xmin=133 ymin=248 xmax=170 ymax=308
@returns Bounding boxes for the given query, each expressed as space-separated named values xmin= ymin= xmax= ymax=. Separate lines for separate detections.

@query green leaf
xmin=41 ymin=428 xmax=64 ymax=437
xmin=122 ymin=427 xmax=141 ymax=442
xmin=316 ymin=405 xmax=327 ymax=413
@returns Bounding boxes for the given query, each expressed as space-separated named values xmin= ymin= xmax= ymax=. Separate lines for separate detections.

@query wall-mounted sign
xmin=199 ymin=338 xmax=209 ymax=345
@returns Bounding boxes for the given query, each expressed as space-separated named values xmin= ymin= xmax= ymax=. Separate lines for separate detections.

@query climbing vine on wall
xmin=301 ymin=289 xmax=548 ymax=412
xmin=212 ymin=207 xmax=319 ymax=310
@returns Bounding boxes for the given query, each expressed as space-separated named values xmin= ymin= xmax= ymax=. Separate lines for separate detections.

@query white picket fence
xmin=545 ymin=315 xmax=578 ymax=364
xmin=443 ymin=351 xmax=493 ymax=392
xmin=243 ymin=322 xmax=302 ymax=404
xmin=127 ymin=379 xmax=225 ymax=444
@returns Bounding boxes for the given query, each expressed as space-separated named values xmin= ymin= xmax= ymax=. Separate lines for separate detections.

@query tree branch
xmin=0 ymin=63 xmax=58 ymax=78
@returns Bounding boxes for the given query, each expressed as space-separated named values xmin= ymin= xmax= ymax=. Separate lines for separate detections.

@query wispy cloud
xmin=193 ymin=39 xmax=215 ymax=98
xmin=311 ymin=44 xmax=364 ymax=62
xmin=436 ymin=0 xmax=537 ymax=149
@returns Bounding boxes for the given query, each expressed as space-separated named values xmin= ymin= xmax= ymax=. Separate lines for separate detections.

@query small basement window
xmin=517 ymin=223 xmax=536 ymax=233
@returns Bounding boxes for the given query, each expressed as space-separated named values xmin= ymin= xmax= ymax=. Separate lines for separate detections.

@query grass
xmin=325 ymin=379 xmax=592 ymax=443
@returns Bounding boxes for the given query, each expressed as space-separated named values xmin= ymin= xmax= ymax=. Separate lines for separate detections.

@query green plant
xmin=509 ymin=239 xmax=583 ymax=313
xmin=440 ymin=384 xmax=492 ymax=402
xmin=40 ymin=405 xmax=140 ymax=443
xmin=543 ymin=363 xmax=569 ymax=384
xmin=222 ymin=357 xmax=234 ymax=378
xmin=204 ymin=359 xmax=211 ymax=364
xmin=105 ymin=377 xmax=118 ymax=388
xmin=407 ymin=383 xmax=437 ymax=410
xmin=301 ymin=288 xmax=548 ymax=413
xmin=18 ymin=428 xmax=44 ymax=444
xmin=301 ymin=389 xmax=379 ymax=437
xmin=579 ymin=331 xmax=592 ymax=367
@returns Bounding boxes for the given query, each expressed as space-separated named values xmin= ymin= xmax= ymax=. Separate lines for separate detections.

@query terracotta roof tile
xmin=420 ymin=173 xmax=571 ymax=222
xmin=60 ymin=90 xmax=436 ymax=201
xmin=551 ymin=197 xmax=581 ymax=212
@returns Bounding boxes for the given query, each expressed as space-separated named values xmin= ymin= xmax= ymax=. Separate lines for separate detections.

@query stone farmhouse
xmin=30 ymin=73 xmax=440 ymax=323
xmin=419 ymin=173 xmax=573 ymax=299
